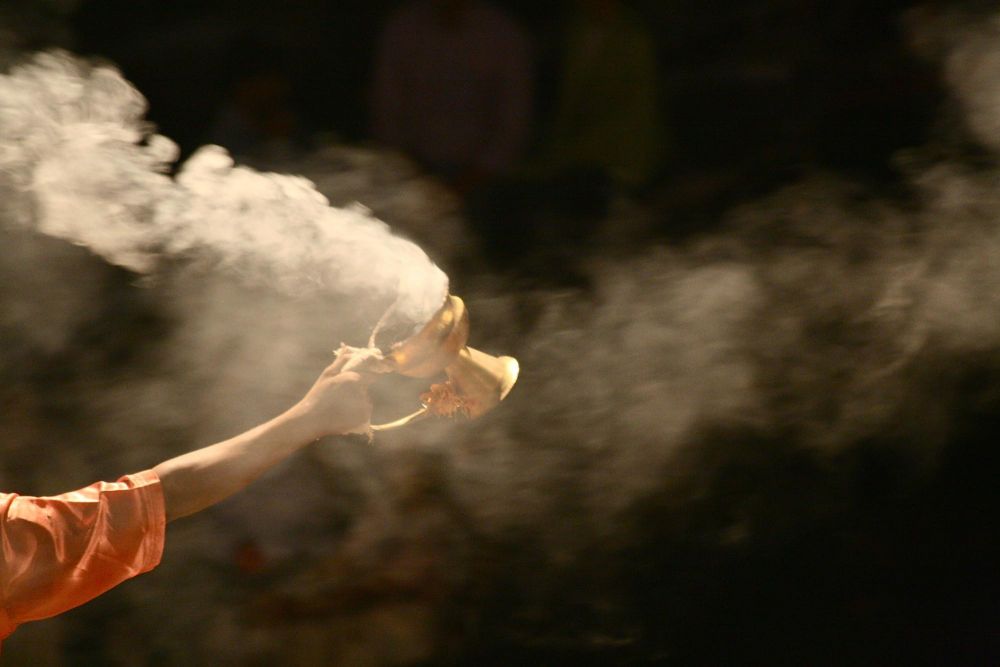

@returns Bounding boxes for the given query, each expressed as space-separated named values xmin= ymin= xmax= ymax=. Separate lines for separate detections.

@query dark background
xmin=66 ymin=0 xmax=942 ymax=194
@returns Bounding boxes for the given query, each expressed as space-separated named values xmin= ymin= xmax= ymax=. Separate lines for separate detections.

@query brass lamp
xmin=365 ymin=295 xmax=519 ymax=431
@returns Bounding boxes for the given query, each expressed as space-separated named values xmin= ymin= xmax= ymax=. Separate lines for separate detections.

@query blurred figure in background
xmin=209 ymin=38 xmax=305 ymax=158
xmin=536 ymin=0 xmax=664 ymax=195
xmin=468 ymin=0 xmax=664 ymax=280
xmin=370 ymin=0 xmax=534 ymax=195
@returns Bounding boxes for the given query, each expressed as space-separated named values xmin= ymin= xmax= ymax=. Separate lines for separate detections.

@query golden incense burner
xmin=344 ymin=295 xmax=519 ymax=431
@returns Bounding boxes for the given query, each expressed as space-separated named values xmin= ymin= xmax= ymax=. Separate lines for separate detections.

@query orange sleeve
xmin=0 ymin=470 xmax=166 ymax=639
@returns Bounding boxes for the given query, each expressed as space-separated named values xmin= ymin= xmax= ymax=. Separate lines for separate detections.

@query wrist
xmin=280 ymin=401 xmax=327 ymax=442
xmin=285 ymin=398 xmax=357 ymax=440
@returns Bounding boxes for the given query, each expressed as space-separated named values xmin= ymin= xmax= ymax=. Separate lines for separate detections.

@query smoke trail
xmin=0 ymin=51 xmax=448 ymax=328
xmin=259 ymin=146 xmax=472 ymax=273
xmin=358 ymin=14 xmax=1000 ymax=658
xmin=436 ymin=162 xmax=1000 ymax=536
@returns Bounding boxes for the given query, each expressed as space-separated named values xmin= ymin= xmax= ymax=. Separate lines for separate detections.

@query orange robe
xmin=0 ymin=470 xmax=166 ymax=641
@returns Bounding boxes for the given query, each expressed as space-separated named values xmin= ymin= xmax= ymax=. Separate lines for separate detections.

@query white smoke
xmin=0 ymin=51 xmax=448 ymax=328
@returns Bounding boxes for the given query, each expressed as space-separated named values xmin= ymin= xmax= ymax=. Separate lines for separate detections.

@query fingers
xmin=341 ymin=383 xmax=374 ymax=436
xmin=327 ymin=345 xmax=354 ymax=375
xmin=343 ymin=353 xmax=390 ymax=375
xmin=329 ymin=346 xmax=391 ymax=377
xmin=336 ymin=370 xmax=376 ymax=387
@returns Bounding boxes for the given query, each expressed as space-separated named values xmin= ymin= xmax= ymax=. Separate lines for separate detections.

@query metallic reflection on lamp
xmin=353 ymin=295 xmax=519 ymax=431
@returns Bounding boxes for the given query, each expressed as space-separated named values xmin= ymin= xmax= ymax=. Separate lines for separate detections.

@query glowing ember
xmin=419 ymin=381 xmax=475 ymax=418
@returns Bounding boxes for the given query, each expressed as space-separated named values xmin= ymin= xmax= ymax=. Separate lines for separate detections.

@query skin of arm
xmin=153 ymin=354 xmax=372 ymax=522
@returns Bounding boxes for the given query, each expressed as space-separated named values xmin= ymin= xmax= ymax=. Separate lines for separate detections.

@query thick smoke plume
xmin=0 ymin=51 xmax=448 ymax=328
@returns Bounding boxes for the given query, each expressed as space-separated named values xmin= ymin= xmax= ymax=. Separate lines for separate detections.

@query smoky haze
xmin=0 ymin=4 xmax=998 ymax=665
xmin=0 ymin=51 xmax=449 ymax=329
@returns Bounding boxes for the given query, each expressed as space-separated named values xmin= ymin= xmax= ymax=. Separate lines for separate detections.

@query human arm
xmin=0 ymin=356 xmax=371 ymax=637
xmin=153 ymin=355 xmax=372 ymax=522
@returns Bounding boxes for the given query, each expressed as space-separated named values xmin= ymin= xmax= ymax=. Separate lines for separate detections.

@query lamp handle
xmin=370 ymin=407 xmax=431 ymax=431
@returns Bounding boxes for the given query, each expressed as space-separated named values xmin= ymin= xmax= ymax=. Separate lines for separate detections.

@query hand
xmin=291 ymin=354 xmax=374 ymax=439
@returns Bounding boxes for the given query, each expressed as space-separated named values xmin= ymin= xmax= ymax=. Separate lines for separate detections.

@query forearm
xmin=153 ymin=406 xmax=317 ymax=522
xmin=152 ymin=354 xmax=371 ymax=522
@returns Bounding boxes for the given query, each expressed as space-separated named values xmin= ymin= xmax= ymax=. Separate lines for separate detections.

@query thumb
xmin=336 ymin=370 xmax=377 ymax=388
xmin=340 ymin=351 xmax=392 ymax=376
